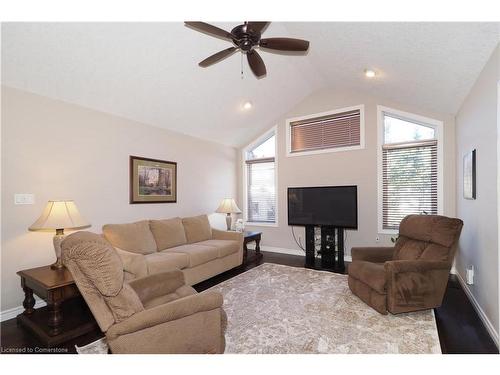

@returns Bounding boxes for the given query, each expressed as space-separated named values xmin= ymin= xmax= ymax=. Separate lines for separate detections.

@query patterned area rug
xmin=209 ymin=263 xmax=441 ymax=354
xmin=76 ymin=263 xmax=441 ymax=354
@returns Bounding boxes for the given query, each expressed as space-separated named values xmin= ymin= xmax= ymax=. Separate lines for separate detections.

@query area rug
xmin=75 ymin=337 xmax=108 ymax=354
xmin=209 ymin=263 xmax=441 ymax=354
xmin=76 ymin=262 xmax=441 ymax=354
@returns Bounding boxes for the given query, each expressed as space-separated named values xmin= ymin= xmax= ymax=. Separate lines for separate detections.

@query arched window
xmin=244 ymin=128 xmax=277 ymax=225
xmin=378 ymin=106 xmax=443 ymax=232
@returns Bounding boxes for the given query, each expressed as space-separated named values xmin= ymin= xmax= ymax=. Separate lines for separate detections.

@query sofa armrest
xmin=106 ymin=291 xmax=224 ymax=340
xmin=114 ymin=247 xmax=148 ymax=279
xmin=351 ymin=247 xmax=394 ymax=263
xmin=127 ymin=270 xmax=188 ymax=304
xmin=212 ymin=229 xmax=243 ymax=243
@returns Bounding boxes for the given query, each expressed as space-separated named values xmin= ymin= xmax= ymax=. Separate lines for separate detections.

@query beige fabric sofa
xmin=102 ymin=214 xmax=244 ymax=285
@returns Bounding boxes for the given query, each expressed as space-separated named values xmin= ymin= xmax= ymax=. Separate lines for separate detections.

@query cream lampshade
xmin=29 ymin=200 xmax=90 ymax=269
xmin=216 ymin=198 xmax=241 ymax=231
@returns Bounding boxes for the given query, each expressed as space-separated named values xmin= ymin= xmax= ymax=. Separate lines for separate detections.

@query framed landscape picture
xmin=463 ymin=149 xmax=476 ymax=200
xmin=130 ymin=156 xmax=177 ymax=204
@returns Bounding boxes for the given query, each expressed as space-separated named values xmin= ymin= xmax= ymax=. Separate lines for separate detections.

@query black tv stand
xmin=304 ymin=225 xmax=345 ymax=273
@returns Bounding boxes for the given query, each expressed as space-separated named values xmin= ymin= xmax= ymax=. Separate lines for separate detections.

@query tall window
xmin=244 ymin=130 xmax=276 ymax=224
xmin=378 ymin=106 xmax=442 ymax=232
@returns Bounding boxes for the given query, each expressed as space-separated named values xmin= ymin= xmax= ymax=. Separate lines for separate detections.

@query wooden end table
xmin=243 ymin=231 xmax=263 ymax=261
xmin=17 ymin=265 xmax=98 ymax=347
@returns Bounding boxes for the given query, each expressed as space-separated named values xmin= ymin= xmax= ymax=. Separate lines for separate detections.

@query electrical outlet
xmin=375 ymin=236 xmax=380 ymax=243
xmin=466 ymin=266 xmax=474 ymax=285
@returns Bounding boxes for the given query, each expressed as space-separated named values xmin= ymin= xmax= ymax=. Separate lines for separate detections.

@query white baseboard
xmin=258 ymin=245 xmax=352 ymax=262
xmin=455 ymin=271 xmax=499 ymax=348
xmin=1 ymin=298 xmax=46 ymax=322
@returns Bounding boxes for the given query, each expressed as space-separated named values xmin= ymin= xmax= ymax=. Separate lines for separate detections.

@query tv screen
xmin=288 ymin=186 xmax=358 ymax=228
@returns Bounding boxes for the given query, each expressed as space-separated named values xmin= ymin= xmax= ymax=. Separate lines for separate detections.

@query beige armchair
xmin=62 ymin=231 xmax=226 ymax=354
xmin=348 ymin=215 xmax=463 ymax=315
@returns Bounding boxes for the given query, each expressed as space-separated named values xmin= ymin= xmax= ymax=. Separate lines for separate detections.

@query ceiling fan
xmin=184 ymin=21 xmax=310 ymax=78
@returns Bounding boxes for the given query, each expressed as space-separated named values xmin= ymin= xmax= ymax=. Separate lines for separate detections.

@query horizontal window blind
xmin=290 ymin=109 xmax=361 ymax=153
xmin=382 ymin=140 xmax=438 ymax=230
xmin=246 ymin=159 xmax=276 ymax=223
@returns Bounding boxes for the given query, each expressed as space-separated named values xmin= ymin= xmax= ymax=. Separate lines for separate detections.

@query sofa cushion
xmin=196 ymin=239 xmax=239 ymax=258
xmin=348 ymin=261 xmax=387 ymax=294
xmin=150 ymin=217 xmax=187 ymax=250
xmin=182 ymin=215 xmax=212 ymax=244
xmin=103 ymin=220 xmax=157 ymax=255
xmin=144 ymin=252 xmax=190 ymax=274
xmin=165 ymin=244 xmax=219 ymax=267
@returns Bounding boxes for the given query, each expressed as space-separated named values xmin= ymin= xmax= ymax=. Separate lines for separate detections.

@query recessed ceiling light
xmin=364 ymin=69 xmax=376 ymax=78
xmin=242 ymin=101 xmax=253 ymax=110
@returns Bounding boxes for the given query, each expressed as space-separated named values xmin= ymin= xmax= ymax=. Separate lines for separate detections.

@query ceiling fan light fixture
xmin=364 ymin=69 xmax=376 ymax=78
xmin=185 ymin=21 xmax=309 ymax=79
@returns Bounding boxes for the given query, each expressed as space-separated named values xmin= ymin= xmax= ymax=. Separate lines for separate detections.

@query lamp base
xmin=50 ymin=259 xmax=65 ymax=270
xmin=51 ymin=231 xmax=66 ymax=270
xmin=225 ymin=214 xmax=232 ymax=231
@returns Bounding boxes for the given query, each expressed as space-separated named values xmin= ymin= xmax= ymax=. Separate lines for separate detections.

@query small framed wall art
xmin=130 ymin=156 xmax=177 ymax=204
xmin=463 ymin=149 xmax=476 ymax=200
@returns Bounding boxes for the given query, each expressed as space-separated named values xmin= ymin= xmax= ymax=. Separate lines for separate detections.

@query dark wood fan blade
xmin=260 ymin=38 xmax=309 ymax=51
xmin=185 ymin=22 xmax=234 ymax=41
xmin=199 ymin=47 xmax=238 ymax=67
xmin=247 ymin=50 xmax=266 ymax=78
xmin=247 ymin=22 xmax=270 ymax=34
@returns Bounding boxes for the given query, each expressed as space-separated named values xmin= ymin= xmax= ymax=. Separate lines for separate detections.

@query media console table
xmin=304 ymin=225 xmax=345 ymax=273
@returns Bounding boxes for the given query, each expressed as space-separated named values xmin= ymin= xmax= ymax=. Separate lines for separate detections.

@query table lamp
xmin=29 ymin=200 xmax=91 ymax=269
xmin=216 ymin=198 xmax=241 ymax=231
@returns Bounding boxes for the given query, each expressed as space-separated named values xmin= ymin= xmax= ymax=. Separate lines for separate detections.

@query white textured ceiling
xmin=2 ymin=22 xmax=499 ymax=147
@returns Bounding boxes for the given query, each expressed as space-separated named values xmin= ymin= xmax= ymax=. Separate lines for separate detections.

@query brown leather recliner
xmin=62 ymin=231 xmax=227 ymax=353
xmin=348 ymin=215 xmax=463 ymax=314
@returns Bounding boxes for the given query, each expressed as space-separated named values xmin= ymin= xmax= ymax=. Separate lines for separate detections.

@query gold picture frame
xmin=130 ymin=156 xmax=177 ymax=204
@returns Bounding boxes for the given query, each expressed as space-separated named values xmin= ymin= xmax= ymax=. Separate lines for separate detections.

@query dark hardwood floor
xmin=1 ymin=250 xmax=498 ymax=354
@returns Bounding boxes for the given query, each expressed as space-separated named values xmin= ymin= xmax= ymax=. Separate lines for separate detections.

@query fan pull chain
xmin=240 ymin=53 xmax=244 ymax=79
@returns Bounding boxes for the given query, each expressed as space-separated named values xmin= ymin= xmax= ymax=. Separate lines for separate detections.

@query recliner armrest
xmin=128 ymin=269 xmax=187 ymax=303
xmin=106 ymin=291 xmax=224 ymax=340
xmin=212 ymin=229 xmax=243 ymax=243
xmin=384 ymin=259 xmax=451 ymax=313
xmin=351 ymin=247 xmax=394 ymax=263
xmin=384 ymin=260 xmax=450 ymax=274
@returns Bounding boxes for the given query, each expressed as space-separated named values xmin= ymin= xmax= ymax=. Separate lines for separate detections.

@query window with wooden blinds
xmin=289 ymin=109 xmax=361 ymax=154
xmin=382 ymin=140 xmax=438 ymax=230
xmin=244 ymin=130 xmax=277 ymax=224
xmin=246 ymin=159 xmax=276 ymax=223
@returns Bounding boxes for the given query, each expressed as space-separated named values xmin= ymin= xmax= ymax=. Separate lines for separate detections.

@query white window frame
xmin=285 ymin=105 xmax=365 ymax=157
xmin=242 ymin=125 xmax=279 ymax=227
xmin=377 ymin=105 xmax=444 ymax=234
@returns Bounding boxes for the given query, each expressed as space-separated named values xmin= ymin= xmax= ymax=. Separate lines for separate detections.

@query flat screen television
xmin=287 ymin=185 xmax=358 ymax=228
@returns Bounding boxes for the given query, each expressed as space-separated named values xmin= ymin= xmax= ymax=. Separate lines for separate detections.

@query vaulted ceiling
xmin=2 ymin=22 xmax=499 ymax=147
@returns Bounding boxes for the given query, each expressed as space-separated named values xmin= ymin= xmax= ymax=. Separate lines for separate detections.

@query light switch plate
xmin=14 ymin=194 xmax=35 ymax=205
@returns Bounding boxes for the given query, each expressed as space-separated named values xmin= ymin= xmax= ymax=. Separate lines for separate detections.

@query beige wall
xmin=1 ymin=86 xmax=237 ymax=312
xmin=455 ymin=44 xmax=499 ymax=339
xmin=241 ymin=88 xmax=456 ymax=255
